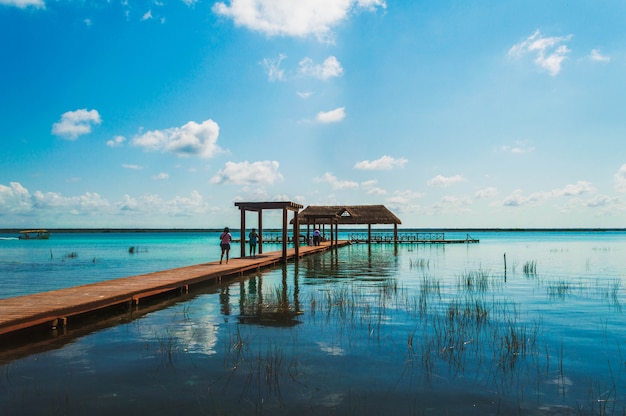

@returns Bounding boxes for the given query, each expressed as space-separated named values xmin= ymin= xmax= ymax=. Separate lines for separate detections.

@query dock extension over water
xmin=349 ymin=232 xmax=479 ymax=244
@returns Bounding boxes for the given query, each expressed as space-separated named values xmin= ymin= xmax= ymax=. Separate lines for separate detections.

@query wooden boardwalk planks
xmin=0 ymin=241 xmax=349 ymax=338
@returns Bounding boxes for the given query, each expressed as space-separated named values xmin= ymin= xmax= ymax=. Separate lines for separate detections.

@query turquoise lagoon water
xmin=1 ymin=230 xmax=625 ymax=415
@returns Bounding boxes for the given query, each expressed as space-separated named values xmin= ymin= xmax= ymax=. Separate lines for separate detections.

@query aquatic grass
xmin=522 ymin=260 xmax=537 ymax=275
xmin=4 ymin=234 xmax=626 ymax=414
xmin=546 ymin=279 xmax=574 ymax=299
xmin=409 ymin=257 xmax=430 ymax=270
xmin=457 ymin=269 xmax=495 ymax=292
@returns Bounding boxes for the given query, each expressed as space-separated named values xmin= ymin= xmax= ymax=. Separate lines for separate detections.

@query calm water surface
xmin=0 ymin=230 xmax=625 ymax=415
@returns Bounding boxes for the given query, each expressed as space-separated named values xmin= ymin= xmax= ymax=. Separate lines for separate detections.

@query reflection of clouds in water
xmin=545 ymin=375 xmax=573 ymax=395
xmin=50 ymin=342 xmax=96 ymax=374
xmin=135 ymin=303 xmax=221 ymax=356
xmin=314 ymin=393 xmax=344 ymax=407
xmin=171 ymin=319 xmax=218 ymax=356
xmin=167 ymin=304 xmax=220 ymax=356
xmin=316 ymin=341 xmax=344 ymax=356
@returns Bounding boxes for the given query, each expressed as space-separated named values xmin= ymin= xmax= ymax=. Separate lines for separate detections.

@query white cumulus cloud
xmin=316 ymin=107 xmax=345 ymax=123
xmin=132 ymin=118 xmax=222 ymax=158
xmin=0 ymin=182 xmax=32 ymax=213
xmin=354 ymin=155 xmax=407 ymax=170
xmin=211 ymin=160 xmax=283 ymax=185
xmin=52 ymin=109 xmax=102 ymax=140
xmin=508 ymin=30 xmax=573 ymax=76
xmin=212 ymin=0 xmax=386 ymax=42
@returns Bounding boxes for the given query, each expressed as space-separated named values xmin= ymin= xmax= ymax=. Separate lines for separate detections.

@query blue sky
xmin=1 ymin=0 xmax=625 ymax=229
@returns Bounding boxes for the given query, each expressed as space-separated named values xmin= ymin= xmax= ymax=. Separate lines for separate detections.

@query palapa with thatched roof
xmin=294 ymin=205 xmax=401 ymax=244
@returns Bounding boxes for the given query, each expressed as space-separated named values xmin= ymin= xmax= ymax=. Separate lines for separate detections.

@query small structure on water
xmin=235 ymin=201 xmax=304 ymax=261
xmin=295 ymin=205 xmax=402 ymax=245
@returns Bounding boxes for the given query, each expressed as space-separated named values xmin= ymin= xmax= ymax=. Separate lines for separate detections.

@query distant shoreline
xmin=1 ymin=228 xmax=625 ymax=234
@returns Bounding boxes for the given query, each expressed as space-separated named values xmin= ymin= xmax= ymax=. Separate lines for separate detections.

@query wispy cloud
xmin=589 ymin=49 xmax=610 ymax=63
xmin=316 ymin=107 xmax=345 ymax=123
xmin=212 ymin=0 xmax=386 ymax=42
xmin=152 ymin=172 xmax=169 ymax=180
xmin=1 ymin=0 xmax=44 ymax=9
xmin=299 ymin=56 xmax=343 ymax=79
xmin=211 ymin=160 xmax=283 ymax=185
xmin=508 ymin=30 xmax=573 ymax=76
xmin=107 ymin=135 xmax=126 ymax=148
xmin=361 ymin=179 xmax=386 ymax=195
xmin=132 ymin=118 xmax=222 ymax=158
xmin=500 ymin=190 xmax=548 ymax=207
xmin=314 ymin=172 xmax=358 ymax=190
xmin=615 ymin=164 xmax=626 ymax=193
xmin=52 ymin=109 xmax=102 ymax=140
xmin=354 ymin=155 xmax=408 ymax=170
xmin=553 ymin=181 xmax=594 ymax=197
xmin=427 ymin=174 xmax=466 ymax=187
xmin=261 ymin=54 xmax=287 ymax=82
xmin=386 ymin=190 xmax=424 ymax=205
xmin=499 ymin=140 xmax=535 ymax=154
xmin=585 ymin=194 xmax=618 ymax=208
xmin=122 ymin=164 xmax=142 ymax=170
xmin=431 ymin=195 xmax=472 ymax=213
xmin=500 ymin=181 xmax=595 ymax=207
xmin=475 ymin=187 xmax=497 ymax=199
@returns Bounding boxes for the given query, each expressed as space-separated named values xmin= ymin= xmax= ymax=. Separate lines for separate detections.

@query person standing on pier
xmin=313 ymin=228 xmax=321 ymax=246
xmin=219 ymin=227 xmax=232 ymax=264
xmin=248 ymin=228 xmax=258 ymax=257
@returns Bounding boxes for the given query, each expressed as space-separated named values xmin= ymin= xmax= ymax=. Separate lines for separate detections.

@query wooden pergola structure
xmin=234 ymin=201 xmax=304 ymax=262
xmin=295 ymin=205 xmax=402 ymax=244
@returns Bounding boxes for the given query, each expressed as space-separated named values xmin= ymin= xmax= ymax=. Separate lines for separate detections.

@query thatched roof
xmin=295 ymin=205 xmax=401 ymax=225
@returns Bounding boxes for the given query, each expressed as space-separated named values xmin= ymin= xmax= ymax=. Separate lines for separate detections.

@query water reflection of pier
xmin=219 ymin=267 xmax=302 ymax=327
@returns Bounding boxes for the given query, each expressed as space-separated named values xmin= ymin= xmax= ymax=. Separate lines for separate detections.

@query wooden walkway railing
xmin=0 ymin=241 xmax=349 ymax=339
xmin=348 ymin=233 xmax=479 ymax=244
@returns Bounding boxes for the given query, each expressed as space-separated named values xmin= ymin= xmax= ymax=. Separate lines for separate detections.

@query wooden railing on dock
xmin=348 ymin=232 xmax=479 ymax=244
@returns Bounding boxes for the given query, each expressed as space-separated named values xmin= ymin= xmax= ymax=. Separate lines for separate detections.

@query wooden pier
xmin=348 ymin=232 xmax=479 ymax=244
xmin=0 ymin=241 xmax=349 ymax=340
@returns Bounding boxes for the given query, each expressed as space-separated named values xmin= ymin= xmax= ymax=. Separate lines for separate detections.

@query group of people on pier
xmin=218 ymin=226 xmax=323 ymax=263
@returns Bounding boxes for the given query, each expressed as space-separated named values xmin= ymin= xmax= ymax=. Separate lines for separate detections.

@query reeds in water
xmin=522 ymin=260 xmax=537 ymax=275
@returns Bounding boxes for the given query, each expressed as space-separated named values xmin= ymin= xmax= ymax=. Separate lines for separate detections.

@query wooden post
xmin=240 ymin=208 xmax=246 ymax=258
xmin=282 ymin=208 xmax=288 ymax=261
xmin=293 ymin=210 xmax=300 ymax=258
xmin=258 ymin=210 xmax=263 ymax=254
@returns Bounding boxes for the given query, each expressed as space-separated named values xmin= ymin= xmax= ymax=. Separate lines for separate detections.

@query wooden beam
xmin=240 ymin=208 xmax=246 ymax=258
